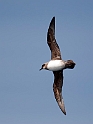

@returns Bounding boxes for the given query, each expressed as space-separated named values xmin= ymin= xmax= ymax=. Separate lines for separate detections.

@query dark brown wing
xmin=53 ymin=71 xmax=66 ymax=115
xmin=47 ymin=17 xmax=62 ymax=60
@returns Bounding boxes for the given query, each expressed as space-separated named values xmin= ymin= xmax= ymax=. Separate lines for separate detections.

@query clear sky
xmin=0 ymin=0 xmax=93 ymax=124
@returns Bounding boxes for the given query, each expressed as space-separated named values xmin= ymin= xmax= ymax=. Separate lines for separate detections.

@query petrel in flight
xmin=40 ymin=17 xmax=76 ymax=115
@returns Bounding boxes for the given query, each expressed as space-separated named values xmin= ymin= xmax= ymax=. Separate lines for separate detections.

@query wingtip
xmin=51 ymin=16 xmax=55 ymax=22
xmin=50 ymin=16 xmax=55 ymax=24
xmin=61 ymin=106 xmax=66 ymax=115
xmin=63 ymin=110 xmax=66 ymax=115
xmin=58 ymin=100 xmax=66 ymax=115
xmin=48 ymin=16 xmax=55 ymax=33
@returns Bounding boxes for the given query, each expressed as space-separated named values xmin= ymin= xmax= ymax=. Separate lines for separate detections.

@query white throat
xmin=47 ymin=60 xmax=65 ymax=71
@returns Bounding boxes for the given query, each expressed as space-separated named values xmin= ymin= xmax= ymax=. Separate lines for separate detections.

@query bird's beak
xmin=39 ymin=67 xmax=43 ymax=71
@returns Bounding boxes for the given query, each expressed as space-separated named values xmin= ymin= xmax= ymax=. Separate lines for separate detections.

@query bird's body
xmin=40 ymin=17 xmax=76 ymax=115
xmin=47 ymin=60 xmax=65 ymax=71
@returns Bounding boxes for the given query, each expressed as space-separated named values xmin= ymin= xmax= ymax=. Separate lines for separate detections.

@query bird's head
xmin=39 ymin=63 xmax=47 ymax=71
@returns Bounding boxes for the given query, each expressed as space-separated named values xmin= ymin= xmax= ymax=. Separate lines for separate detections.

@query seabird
xmin=40 ymin=17 xmax=76 ymax=115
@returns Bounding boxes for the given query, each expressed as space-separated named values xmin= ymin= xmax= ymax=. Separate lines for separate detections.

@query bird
xmin=40 ymin=17 xmax=76 ymax=115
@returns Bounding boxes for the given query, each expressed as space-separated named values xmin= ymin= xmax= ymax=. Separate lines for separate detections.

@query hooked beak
xmin=39 ymin=67 xmax=43 ymax=71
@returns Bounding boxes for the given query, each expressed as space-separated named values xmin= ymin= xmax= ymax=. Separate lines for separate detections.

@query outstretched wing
xmin=53 ymin=70 xmax=66 ymax=115
xmin=47 ymin=17 xmax=62 ymax=60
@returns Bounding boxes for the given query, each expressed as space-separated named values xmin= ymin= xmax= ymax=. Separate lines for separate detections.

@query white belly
xmin=47 ymin=60 xmax=65 ymax=71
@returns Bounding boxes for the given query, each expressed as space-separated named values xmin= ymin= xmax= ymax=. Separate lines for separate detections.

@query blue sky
xmin=0 ymin=0 xmax=93 ymax=124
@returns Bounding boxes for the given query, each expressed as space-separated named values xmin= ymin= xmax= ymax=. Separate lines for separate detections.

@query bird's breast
xmin=47 ymin=60 xmax=65 ymax=71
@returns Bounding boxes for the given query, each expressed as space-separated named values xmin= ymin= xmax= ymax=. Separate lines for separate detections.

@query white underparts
xmin=47 ymin=60 xmax=65 ymax=71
